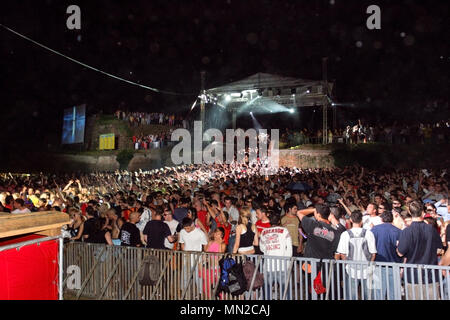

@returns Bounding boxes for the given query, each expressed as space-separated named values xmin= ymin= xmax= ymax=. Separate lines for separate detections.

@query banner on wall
xmin=99 ymin=133 xmax=115 ymax=150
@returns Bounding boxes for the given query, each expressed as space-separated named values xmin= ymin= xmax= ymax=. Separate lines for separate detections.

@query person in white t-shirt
xmin=179 ymin=217 xmax=208 ymax=252
xmin=362 ymin=203 xmax=382 ymax=230
xmin=259 ymin=214 xmax=293 ymax=299
xmin=163 ymin=208 xmax=179 ymax=250
xmin=336 ymin=210 xmax=377 ymax=300
xmin=178 ymin=217 xmax=208 ymax=293
xmin=11 ymin=198 xmax=31 ymax=214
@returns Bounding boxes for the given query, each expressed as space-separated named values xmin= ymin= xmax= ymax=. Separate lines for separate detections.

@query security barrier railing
xmin=63 ymin=242 xmax=450 ymax=300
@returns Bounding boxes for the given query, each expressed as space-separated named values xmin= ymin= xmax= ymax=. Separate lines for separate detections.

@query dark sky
xmin=0 ymin=0 xmax=449 ymax=147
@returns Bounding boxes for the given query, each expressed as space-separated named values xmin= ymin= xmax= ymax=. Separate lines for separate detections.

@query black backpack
xmin=227 ymin=260 xmax=248 ymax=296
xmin=138 ymin=255 xmax=160 ymax=286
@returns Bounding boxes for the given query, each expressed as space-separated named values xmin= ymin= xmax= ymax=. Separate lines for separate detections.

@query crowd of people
xmin=281 ymin=119 xmax=450 ymax=147
xmin=1 ymin=162 xmax=449 ymax=299
xmin=115 ymin=110 xmax=189 ymax=129
xmin=132 ymin=130 xmax=176 ymax=150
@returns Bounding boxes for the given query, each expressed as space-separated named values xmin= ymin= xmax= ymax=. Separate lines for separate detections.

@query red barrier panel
xmin=0 ymin=235 xmax=59 ymax=300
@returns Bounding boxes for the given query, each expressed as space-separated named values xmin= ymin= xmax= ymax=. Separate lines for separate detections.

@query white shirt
xmin=336 ymin=227 xmax=377 ymax=279
xmin=135 ymin=208 xmax=152 ymax=232
xmin=362 ymin=215 xmax=382 ymax=230
xmin=164 ymin=219 xmax=179 ymax=249
xmin=12 ymin=208 xmax=31 ymax=214
xmin=178 ymin=228 xmax=207 ymax=252
xmin=259 ymin=226 xmax=292 ymax=271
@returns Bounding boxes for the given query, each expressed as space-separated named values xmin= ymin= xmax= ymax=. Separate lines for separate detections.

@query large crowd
xmin=132 ymin=131 xmax=175 ymax=150
xmin=1 ymin=162 xmax=449 ymax=299
xmin=115 ymin=110 xmax=189 ymax=128
xmin=281 ymin=119 xmax=450 ymax=146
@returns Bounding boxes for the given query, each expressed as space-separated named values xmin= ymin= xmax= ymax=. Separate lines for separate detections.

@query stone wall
xmin=85 ymin=116 xmax=133 ymax=151
xmin=278 ymin=149 xmax=335 ymax=168
xmin=23 ymin=148 xmax=174 ymax=173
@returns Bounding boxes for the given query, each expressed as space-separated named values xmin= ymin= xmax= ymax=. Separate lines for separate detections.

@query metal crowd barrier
xmin=63 ymin=242 xmax=450 ymax=300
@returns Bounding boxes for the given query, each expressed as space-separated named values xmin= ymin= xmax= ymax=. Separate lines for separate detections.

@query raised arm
xmin=296 ymin=208 xmax=315 ymax=221
xmin=338 ymin=198 xmax=352 ymax=216
xmin=62 ymin=180 xmax=73 ymax=192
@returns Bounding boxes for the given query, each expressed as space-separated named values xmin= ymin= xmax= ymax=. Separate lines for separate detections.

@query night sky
xmin=1 ymin=0 xmax=449 ymax=150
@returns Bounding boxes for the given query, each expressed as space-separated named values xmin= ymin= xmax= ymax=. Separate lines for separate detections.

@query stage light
xmin=225 ymin=94 xmax=231 ymax=101
xmin=289 ymin=108 xmax=295 ymax=113
xmin=306 ymin=89 xmax=310 ymax=93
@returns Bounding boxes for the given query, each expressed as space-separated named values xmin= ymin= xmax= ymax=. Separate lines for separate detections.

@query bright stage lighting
xmin=289 ymin=108 xmax=295 ymax=113
xmin=225 ymin=94 xmax=232 ymax=102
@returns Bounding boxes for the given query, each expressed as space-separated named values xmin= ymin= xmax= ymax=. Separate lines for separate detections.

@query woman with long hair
xmin=232 ymin=206 xmax=258 ymax=254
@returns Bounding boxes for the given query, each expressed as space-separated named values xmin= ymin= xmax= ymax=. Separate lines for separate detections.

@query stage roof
xmin=206 ymin=72 xmax=323 ymax=94
xmin=205 ymin=72 xmax=333 ymax=107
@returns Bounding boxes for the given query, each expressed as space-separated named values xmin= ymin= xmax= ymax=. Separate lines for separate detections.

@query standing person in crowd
xmin=82 ymin=206 xmax=98 ymax=242
xmin=178 ymin=217 xmax=208 ymax=252
xmin=370 ymin=210 xmax=402 ymax=300
xmin=222 ymin=196 xmax=239 ymax=253
xmin=281 ymin=201 xmax=302 ymax=256
xmin=397 ymin=200 xmax=444 ymax=299
xmin=11 ymin=198 xmax=31 ymax=213
xmin=434 ymin=196 xmax=450 ymax=223
xmin=297 ymin=203 xmax=346 ymax=298
xmin=105 ymin=208 xmax=121 ymax=245
xmin=119 ymin=211 xmax=142 ymax=247
xmin=255 ymin=205 xmax=272 ymax=236
xmin=363 ymin=203 xmax=382 ymax=230
xmin=163 ymin=207 xmax=179 ymax=250
xmin=194 ymin=199 xmax=210 ymax=233
xmin=179 ymin=217 xmax=208 ymax=294
xmin=205 ymin=200 xmax=231 ymax=247
xmin=296 ymin=204 xmax=345 ymax=260
xmin=85 ymin=217 xmax=113 ymax=245
xmin=67 ymin=209 xmax=85 ymax=241
xmin=135 ymin=200 xmax=152 ymax=232
xmin=205 ymin=227 xmax=227 ymax=253
xmin=143 ymin=208 xmax=174 ymax=249
xmin=187 ymin=207 xmax=208 ymax=235
xmin=173 ymin=197 xmax=189 ymax=222
xmin=3 ymin=195 xmax=14 ymax=212
xmin=259 ymin=214 xmax=293 ymax=299
xmin=232 ymin=206 xmax=258 ymax=255
xmin=336 ymin=210 xmax=377 ymax=300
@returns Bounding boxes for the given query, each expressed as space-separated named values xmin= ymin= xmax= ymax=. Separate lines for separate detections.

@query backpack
xmin=217 ymin=255 xmax=236 ymax=295
xmin=242 ymin=259 xmax=264 ymax=290
xmin=347 ymin=229 xmax=371 ymax=261
xmin=138 ymin=255 xmax=160 ymax=286
xmin=227 ymin=261 xmax=248 ymax=296
xmin=217 ymin=255 xmax=247 ymax=296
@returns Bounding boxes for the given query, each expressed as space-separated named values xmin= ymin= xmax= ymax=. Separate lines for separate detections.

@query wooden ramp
xmin=0 ymin=211 xmax=70 ymax=239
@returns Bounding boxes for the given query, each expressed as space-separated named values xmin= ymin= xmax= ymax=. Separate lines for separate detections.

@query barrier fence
xmin=63 ymin=242 xmax=450 ymax=300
